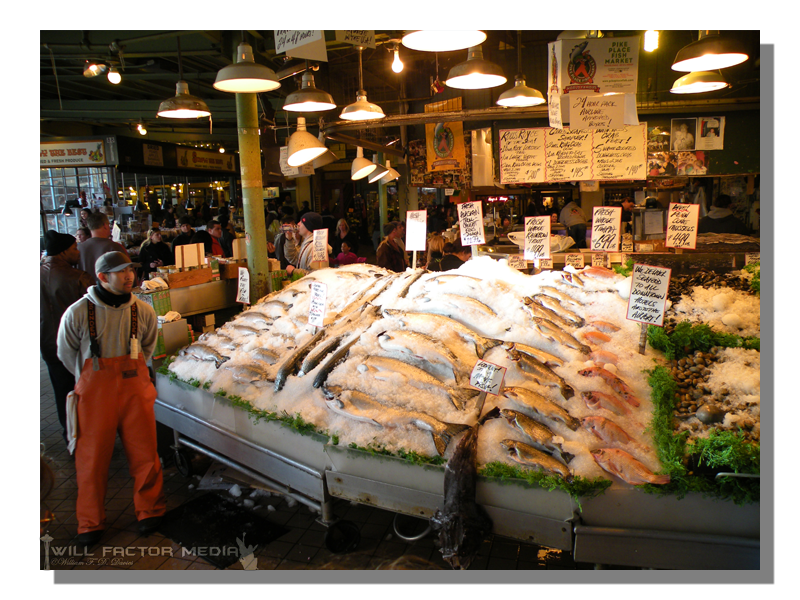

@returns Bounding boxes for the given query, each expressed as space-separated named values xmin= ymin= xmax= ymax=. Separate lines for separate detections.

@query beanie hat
xmin=300 ymin=212 xmax=324 ymax=232
xmin=45 ymin=231 xmax=76 ymax=256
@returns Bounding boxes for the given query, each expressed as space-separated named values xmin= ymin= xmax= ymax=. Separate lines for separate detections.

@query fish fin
xmin=432 ymin=422 xmax=471 ymax=456
xmin=561 ymin=451 xmax=576 ymax=464
xmin=650 ymin=474 xmax=671 ymax=485
xmin=479 ymin=406 xmax=502 ymax=424
xmin=561 ymin=384 xmax=575 ymax=400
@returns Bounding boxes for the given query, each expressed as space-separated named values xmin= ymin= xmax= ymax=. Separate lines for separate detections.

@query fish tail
xmin=476 ymin=337 xmax=503 ymax=359
xmin=432 ymin=422 xmax=471 ymax=456
xmin=561 ymin=450 xmax=576 ymax=464
xmin=566 ymin=415 xmax=581 ymax=431
xmin=560 ymin=383 xmax=575 ymax=400
xmin=649 ymin=474 xmax=671 ymax=485
xmin=479 ymin=406 xmax=502 ymax=425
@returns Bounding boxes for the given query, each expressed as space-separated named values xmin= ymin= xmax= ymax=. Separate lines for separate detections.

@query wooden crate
xmin=166 ymin=267 xmax=213 ymax=289
xmin=220 ymin=260 xmax=247 ymax=279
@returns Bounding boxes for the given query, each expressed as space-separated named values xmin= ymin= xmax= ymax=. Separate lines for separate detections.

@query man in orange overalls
xmin=57 ymin=251 xmax=166 ymax=547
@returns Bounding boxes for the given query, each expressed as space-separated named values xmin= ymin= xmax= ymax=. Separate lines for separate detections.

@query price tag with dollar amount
xmin=469 ymin=360 xmax=506 ymax=396
xmin=591 ymin=206 xmax=622 ymax=252
xmin=565 ymin=253 xmax=585 ymax=269
xmin=665 ymin=203 xmax=699 ymax=249
xmin=508 ymin=255 xmax=527 ymax=270
xmin=745 ymin=253 xmax=760 ymax=266
xmin=236 ymin=267 xmax=250 ymax=305
xmin=457 ymin=201 xmax=486 ymax=246
xmin=308 ymin=282 xmax=328 ymax=328
xmin=524 ymin=216 xmax=551 ymax=260
xmin=312 ymin=229 xmax=329 ymax=262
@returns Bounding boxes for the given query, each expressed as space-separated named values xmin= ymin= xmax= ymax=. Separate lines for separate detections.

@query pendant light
xmin=213 ymin=40 xmax=280 ymax=93
xmin=670 ymin=71 xmax=729 ymax=94
xmin=287 ymin=117 xmax=327 ymax=167
xmin=340 ymin=47 xmax=386 ymax=121
xmin=107 ymin=66 xmax=121 ymax=85
xmin=672 ymin=31 xmax=749 ymax=72
xmin=312 ymin=132 xmax=338 ymax=170
xmin=402 ymin=30 xmax=486 ymax=52
xmin=379 ymin=160 xmax=400 ymax=184
xmin=368 ymin=155 xmax=389 ymax=183
xmin=351 ymin=147 xmax=376 ymax=180
xmin=158 ymin=37 xmax=211 ymax=119
xmin=497 ymin=31 xmax=545 ymax=107
xmin=391 ymin=43 xmax=404 ymax=73
xmin=83 ymin=61 xmax=107 ymax=77
xmin=446 ymin=45 xmax=506 ymax=90
xmin=283 ymin=62 xmax=336 ymax=112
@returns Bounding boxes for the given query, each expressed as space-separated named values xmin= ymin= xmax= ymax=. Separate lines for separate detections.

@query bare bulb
xmin=108 ymin=69 xmax=121 ymax=84
xmin=392 ymin=50 xmax=404 ymax=74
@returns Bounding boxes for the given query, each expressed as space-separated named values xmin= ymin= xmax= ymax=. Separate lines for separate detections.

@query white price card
xmin=457 ymin=201 xmax=486 ymax=246
xmin=236 ymin=267 xmax=250 ymax=305
xmin=405 ymin=210 xmax=427 ymax=252
xmin=508 ymin=255 xmax=527 ymax=270
xmin=665 ymin=203 xmax=700 ymax=249
xmin=745 ymin=253 xmax=760 ymax=266
xmin=591 ymin=206 xmax=622 ymax=252
xmin=312 ymin=228 xmax=329 ymax=262
xmin=308 ymin=282 xmax=328 ymax=328
xmin=626 ymin=264 xmax=671 ymax=327
xmin=565 ymin=253 xmax=585 ymax=269
xmin=469 ymin=360 xmax=506 ymax=396
xmin=537 ymin=257 xmax=554 ymax=269
xmin=524 ymin=216 xmax=551 ymax=260
xmin=592 ymin=253 xmax=608 ymax=267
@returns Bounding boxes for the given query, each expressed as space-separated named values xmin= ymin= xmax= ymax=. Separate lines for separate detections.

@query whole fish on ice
xmin=179 ymin=343 xmax=230 ymax=369
xmin=530 ymin=294 xmax=585 ymax=327
xmin=581 ymin=416 xmax=648 ymax=454
xmin=578 ymin=367 xmax=642 ymax=407
xmin=590 ymin=448 xmax=670 ymax=485
xmin=502 ymin=387 xmax=580 ymax=431
xmin=581 ymin=391 xmax=632 ymax=417
xmin=504 ymin=348 xmax=575 ymax=400
xmin=224 ymin=363 xmax=274 ymax=386
xmin=531 ymin=317 xmax=591 ymax=354
xmin=484 ymin=406 xmax=574 ymax=462
xmin=500 ymin=439 xmax=573 ymax=481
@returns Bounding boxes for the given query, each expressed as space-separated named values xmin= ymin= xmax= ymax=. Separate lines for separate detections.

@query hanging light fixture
xmin=137 ymin=120 xmax=147 ymax=135
xmin=497 ymin=31 xmax=545 ymax=107
xmin=158 ymin=37 xmax=211 ymax=119
xmin=391 ymin=43 xmax=404 ymax=73
xmin=446 ymin=45 xmax=506 ymax=90
xmin=83 ymin=61 xmax=107 ymax=77
xmin=287 ymin=117 xmax=328 ymax=167
xmin=107 ymin=66 xmax=121 ymax=84
xmin=644 ymin=30 xmax=659 ymax=52
xmin=402 ymin=30 xmax=486 ymax=52
xmin=340 ymin=47 xmax=386 ymax=121
xmin=368 ymin=155 xmax=389 ymax=183
xmin=213 ymin=40 xmax=280 ymax=93
xmin=670 ymin=71 xmax=729 ymax=94
xmin=282 ymin=62 xmax=336 ymax=112
xmin=312 ymin=132 xmax=338 ymax=170
xmin=379 ymin=160 xmax=400 ymax=184
xmin=672 ymin=31 xmax=749 ymax=72
xmin=351 ymin=147 xmax=377 ymax=180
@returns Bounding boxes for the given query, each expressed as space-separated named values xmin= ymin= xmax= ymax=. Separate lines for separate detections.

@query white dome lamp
xmin=401 ymin=30 xmax=486 ymax=52
xmin=446 ymin=45 xmax=506 ymax=90
xmin=283 ymin=64 xmax=336 ymax=112
xmin=351 ymin=147 xmax=377 ymax=180
xmin=497 ymin=31 xmax=545 ymax=107
xmin=158 ymin=38 xmax=211 ymax=119
xmin=213 ymin=41 xmax=280 ymax=93
xmin=670 ymin=71 xmax=729 ymax=94
xmin=368 ymin=155 xmax=390 ymax=183
xmin=287 ymin=117 xmax=327 ymax=167
xmin=340 ymin=47 xmax=386 ymax=121
xmin=379 ymin=160 xmax=400 ymax=184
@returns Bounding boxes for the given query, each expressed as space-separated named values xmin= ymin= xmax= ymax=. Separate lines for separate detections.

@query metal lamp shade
xmin=446 ymin=46 xmax=507 ymax=90
xmin=287 ymin=117 xmax=327 ymax=167
xmin=351 ymin=147 xmax=377 ymax=180
xmin=672 ymin=33 xmax=748 ymax=72
xmin=158 ymin=81 xmax=211 ymax=118
xmin=368 ymin=155 xmax=389 ymax=183
xmin=497 ymin=76 xmax=546 ymax=107
xmin=379 ymin=160 xmax=400 ymax=184
xmin=401 ymin=30 xmax=486 ymax=52
xmin=213 ymin=43 xmax=280 ymax=93
xmin=670 ymin=71 xmax=728 ymax=94
xmin=283 ymin=71 xmax=336 ymax=112
xmin=340 ymin=91 xmax=385 ymax=121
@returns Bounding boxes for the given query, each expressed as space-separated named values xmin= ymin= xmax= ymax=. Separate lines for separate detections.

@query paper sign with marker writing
xmin=405 ymin=210 xmax=427 ymax=252
xmin=498 ymin=128 xmax=546 ymax=184
xmin=538 ymin=257 xmax=554 ymax=269
xmin=469 ymin=360 xmax=506 ymax=396
xmin=508 ymin=255 xmax=527 ymax=270
xmin=591 ymin=206 xmax=621 ymax=252
xmin=308 ymin=282 xmax=328 ymax=328
xmin=274 ymin=30 xmax=327 ymax=62
xmin=626 ymin=263 xmax=671 ymax=327
xmin=570 ymin=94 xmax=625 ymax=130
xmin=665 ymin=203 xmax=699 ymax=249
xmin=312 ymin=228 xmax=329 ymax=262
xmin=745 ymin=253 xmax=760 ymax=265
xmin=565 ymin=253 xmax=585 ymax=269
xmin=524 ymin=216 xmax=550 ymax=260
xmin=236 ymin=267 xmax=250 ymax=304
xmin=457 ymin=201 xmax=486 ymax=246
xmin=592 ymin=253 xmax=609 ymax=267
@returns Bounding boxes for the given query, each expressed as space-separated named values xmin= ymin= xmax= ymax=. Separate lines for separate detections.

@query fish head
xmin=499 ymin=439 xmax=517 ymax=452
xmin=498 ymin=408 xmax=516 ymax=424
xmin=590 ymin=448 xmax=607 ymax=461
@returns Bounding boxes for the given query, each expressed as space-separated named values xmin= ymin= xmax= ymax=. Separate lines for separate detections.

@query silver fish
xmin=225 ymin=363 xmax=274 ymax=385
xmin=312 ymin=335 xmax=361 ymax=389
xmin=489 ymin=407 xmax=574 ymax=463
xmin=502 ymin=387 xmax=580 ymax=431
xmin=501 ymin=342 xmax=564 ymax=368
xmin=377 ymin=330 xmax=463 ymax=383
xmin=500 ymin=439 xmax=573 ymax=480
xmin=234 ymin=313 xmax=274 ymax=328
xmin=414 ymin=294 xmax=498 ymax=328
xmin=274 ymin=328 xmax=326 ymax=391
xmin=538 ymin=285 xmax=583 ymax=309
xmin=179 ymin=343 xmax=230 ymax=369
xmin=531 ymin=317 xmax=591 ymax=354
xmin=521 ymin=297 xmax=574 ymax=330
xmin=531 ymin=294 xmax=585 ymax=327
xmin=300 ymin=333 xmax=347 ymax=375
xmin=322 ymin=386 xmax=470 ymax=456
xmin=505 ymin=349 xmax=575 ymax=400
xmin=223 ymin=323 xmax=263 ymax=336
xmin=559 ymin=272 xmax=585 ymax=288
xmin=251 ymin=348 xmax=280 ymax=365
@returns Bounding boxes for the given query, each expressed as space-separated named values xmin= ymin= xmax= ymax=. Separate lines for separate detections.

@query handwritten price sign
xmin=626 ymin=264 xmax=671 ymax=327
xmin=236 ymin=267 xmax=250 ymax=305
xmin=405 ymin=210 xmax=427 ymax=252
xmin=591 ymin=206 xmax=621 ymax=252
xmin=469 ymin=360 xmax=506 ymax=395
xmin=457 ymin=201 xmax=486 ymax=246
xmin=312 ymin=229 xmax=329 ymax=262
xmin=308 ymin=282 xmax=328 ymax=328
xmin=665 ymin=203 xmax=699 ymax=249
xmin=524 ymin=216 xmax=550 ymax=260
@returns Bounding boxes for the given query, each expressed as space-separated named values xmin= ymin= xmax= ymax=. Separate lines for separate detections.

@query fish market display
xmin=167 ymin=260 xmax=689 ymax=487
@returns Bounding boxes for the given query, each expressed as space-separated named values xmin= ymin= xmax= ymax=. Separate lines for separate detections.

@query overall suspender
xmin=87 ymin=300 xmax=138 ymax=371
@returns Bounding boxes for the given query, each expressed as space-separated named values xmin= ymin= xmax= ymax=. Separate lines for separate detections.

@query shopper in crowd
xmin=273 ymin=216 xmax=296 ymax=270
xmin=41 ymin=231 xmax=94 ymax=444
xmin=190 ymin=229 xmax=214 ymax=255
xmin=138 ymin=228 xmax=174 ymax=279
xmin=207 ymin=220 xmax=228 ymax=257
xmin=559 ymin=198 xmax=589 ymax=249
xmin=171 ymin=217 xmax=195 ymax=251
xmin=439 ymin=238 xmax=472 ymax=270
xmin=75 ymin=227 xmax=91 ymax=244
xmin=217 ymin=216 xmax=236 ymax=257
xmin=79 ymin=207 xmax=92 ymax=228
xmin=160 ymin=205 xmax=176 ymax=229
xmin=376 ymin=221 xmax=407 ymax=273
xmin=266 ymin=211 xmax=281 ymax=240
xmin=78 ymin=212 xmax=129 ymax=283
xmin=78 ymin=190 xmax=89 ymax=208
xmin=57 ymin=251 xmax=166 ymax=547
xmin=425 ymin=234 xmax=446 ymax=271
xmin=620 ymin=196 xmax=635 ymax=234
xmin=285 ymin=212 xmax=330 ymax=277
xmin=698 ymin=194 xmax=749 ymax=235
xmin=334 ymin=241 xmax=361 ymax=266
xmin=297 ymin=200 xmax=311 ymax=224
xmin=331 ymin=218 xmax=359 ymax=259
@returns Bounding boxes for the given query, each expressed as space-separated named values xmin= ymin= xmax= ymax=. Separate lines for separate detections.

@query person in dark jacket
xmin=439 ymin=238 xmax=472 ymax=270
xmin=40 ymin=231 xmax=94 ymax=443
xmin=190 ymin=229 xmax=214 ymax=256
xmin=376 ymin=221 xmax=407 ymax=272
xmin=138 ymin=228 xmax=174 ymax=278
xmin=273 ymin=216 xmax=296 ymax=269
xmin=330 ymin=218 xmax=360 ymax=258
xmin=425 ymin=234 xmax=446 ymax=271
xmin=171 ymin=217 xmax=195 ymax=252
xmin=698 ymin=194 xmax=748 ymax=235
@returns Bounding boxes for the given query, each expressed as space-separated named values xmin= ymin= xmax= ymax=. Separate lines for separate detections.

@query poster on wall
xmin=425 ymin=120 xmax=466 ymax=172
xmin=671 ymin=118 xmax=697 ymax=151
xmin=696 ymin=116 xmax=725 ymax=150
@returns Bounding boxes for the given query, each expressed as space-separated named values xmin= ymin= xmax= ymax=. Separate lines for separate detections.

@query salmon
xmin=581 ymin=391 xmax=631 ymax=417
xmin=591 ymin=448 xmax=670 ymax=485
xmin=589 ymin=349 xmax=619 ymax=366
xmin=581 ymin=330 xmax=612 ymax=345
xmin=588 ymin=320 xmax=620 ymax=333
xmin=578 ymin=366 xmax=642 ymax=407
xmin=581 ymin=416 xmax=643 ymax=451
xmin=582 ymin=266 xmax=620 ymax=280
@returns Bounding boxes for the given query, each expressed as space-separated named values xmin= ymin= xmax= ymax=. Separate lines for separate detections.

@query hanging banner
xmin=40 ymin=140 xmax=108 ymax=167
xmin=498 ymin=129 xmax=546 ymax=184
xmin=274 ymin=30 xmax=327 ymax=62
xmin=548 ymin=42 xmax=563 ymax=129
xmin=426 ymin=121 xmax=466 ymax=172
xmin=334 ymin=30 xmax=375 ymax=48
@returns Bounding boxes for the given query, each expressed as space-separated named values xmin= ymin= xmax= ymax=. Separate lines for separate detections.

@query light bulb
xmin=107 ymin=68 xmax=121 ymax=84
xmin=219 ymin=147 xmax=225 ymax=153
xmin=392 ymin=50 xmax=404 ymax=73
xmin=137 ymin=123 xmax=147 ymax=135
xmin=644 ymin=30 xmax=659 ymax=52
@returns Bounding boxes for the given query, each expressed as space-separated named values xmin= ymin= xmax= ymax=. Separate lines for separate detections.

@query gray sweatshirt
xmin=57 ymin=286 xmax=158 ymax=382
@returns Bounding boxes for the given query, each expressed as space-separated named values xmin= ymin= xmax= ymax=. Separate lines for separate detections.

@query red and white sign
xmin=40 ymin=140 xmax=107 ymax=167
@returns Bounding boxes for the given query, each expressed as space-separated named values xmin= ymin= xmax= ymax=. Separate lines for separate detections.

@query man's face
xmin=63 ymin=243 xmax=80 ymax=265
xmin=99 ymin=266 xmax=136 ymax=295
xmin=75 ymin=230 xmax=89 ymax=244
xmin=209 ymin=224 xmax=222 ymax=238
xmin=180 ymin=223 xmax=191 ymax=234
xmin=297 ymin=222 xmax=310 ymax=238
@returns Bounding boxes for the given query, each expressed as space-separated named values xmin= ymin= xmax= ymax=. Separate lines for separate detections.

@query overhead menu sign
xmin=176 ymin=147 xmax=236 ymax=172
xmin=498 ymin=129 xmax=546 ymax=184
xmin=40 ymin=140 xmax=108 ymax=167
xmin=545 ymin=128 xmax=594 ymax=181
xmin=592 ymin=125 xmax=648 ymax=180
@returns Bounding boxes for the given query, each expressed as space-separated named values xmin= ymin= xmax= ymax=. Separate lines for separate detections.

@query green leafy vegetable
xmin=648 ymin=321 xmax=759 ymax=360
xmin=613 ymin=257 xmax=634 ymax=277
xmin=743 ymin=262 xmax=760 ymax=296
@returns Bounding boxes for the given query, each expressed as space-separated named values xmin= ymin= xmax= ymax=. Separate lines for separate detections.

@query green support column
xmin=378 ymin=151 xmax=387 ymax=237
xmin=235 ymin=92 xmax=271 ymax=301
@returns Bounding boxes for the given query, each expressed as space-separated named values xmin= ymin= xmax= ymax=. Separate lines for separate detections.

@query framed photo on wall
xmin=671 ymin=118 xmax=697 ymax=152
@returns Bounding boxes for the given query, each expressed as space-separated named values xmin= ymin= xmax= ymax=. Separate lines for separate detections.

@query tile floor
xmin=40 ymin=356 xmax=600 ymax=571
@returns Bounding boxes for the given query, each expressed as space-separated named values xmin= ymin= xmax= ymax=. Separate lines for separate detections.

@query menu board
xmin=545 ymin=128 xmax=594 ymax=181
xmin=498 ymin=129 xmax=546 ymax=184
xmin=497 ymin=124 xmax=647 ymax=183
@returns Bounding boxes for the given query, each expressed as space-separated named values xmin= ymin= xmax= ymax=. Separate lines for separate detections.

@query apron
xmin=72 ymin=300 xmax=165 ymax=534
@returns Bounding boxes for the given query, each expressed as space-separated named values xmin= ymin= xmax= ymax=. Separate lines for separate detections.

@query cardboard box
xmin=232 ymin=238 xmax=248 ymax=260
xmin=176 ymin=243 xmax=204 ymax=269
xmin=220 ymin=260 xmax=247 ymax=279
xmin=133 ymin=289 xmax=173 ymax=317
xmin=153 ymin=318 xmax=192 ymax=359
xmin=166 ymin=266 xmax=213 ymax=289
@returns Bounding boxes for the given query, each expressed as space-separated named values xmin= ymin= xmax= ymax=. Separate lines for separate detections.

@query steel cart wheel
xmin=324 ymin=520 xmax=361 ymax=554
xmin=174 ymin=448 xmax=193 ymax=478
